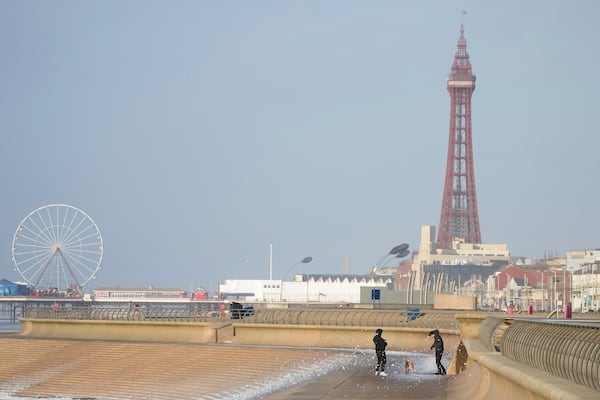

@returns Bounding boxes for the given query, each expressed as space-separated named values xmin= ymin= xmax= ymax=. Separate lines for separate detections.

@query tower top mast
xmin=448 ymin=23 xmax=475 ymax=85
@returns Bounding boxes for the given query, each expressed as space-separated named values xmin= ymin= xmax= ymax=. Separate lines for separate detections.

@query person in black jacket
xmin=429 ymin=329 xmax=446 ymax=375
xmin=373 ymin=328 xmax=387 ymax=376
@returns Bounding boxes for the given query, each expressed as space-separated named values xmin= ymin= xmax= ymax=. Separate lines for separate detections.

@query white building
xmin=91 ymin=287 xmax=189 ymax=303
xmin=218 ymin=274 xmax=393 ymax=304
xmin=566 ymin=250 xmax=600 ymax=271
xmin=572 ymin=261 xmax=600 ymax=312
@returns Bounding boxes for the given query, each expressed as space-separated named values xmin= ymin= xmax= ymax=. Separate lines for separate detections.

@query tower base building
xmin=410 ymin=225 xmax=511 ymax=292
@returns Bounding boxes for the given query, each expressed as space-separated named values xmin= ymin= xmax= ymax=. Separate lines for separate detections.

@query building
xmin=566 ymin=250 xmax=600 ymax=271
xmin=218 ymin=274 xmax=394 ymax=304
xmin=0 ymin=279 xmax=31 ymax=296
xmin=91 ymin=287 xmax=189 ymax=303
xmin=405 ymin=225 xmax=511 ymax=295
xmin=571 ymin=260 xmax=600 ymax=312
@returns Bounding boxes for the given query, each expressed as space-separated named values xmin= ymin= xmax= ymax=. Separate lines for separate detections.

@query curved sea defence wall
xmin=19 ymin=318 xmax=223 ymax=343
xmin=452 ymin=313 xmax=600 ymax=400
xmin=231 ymin=323 xmax=459 ymax=352
xmin=19 ymin=317 xmax=460 ymax=353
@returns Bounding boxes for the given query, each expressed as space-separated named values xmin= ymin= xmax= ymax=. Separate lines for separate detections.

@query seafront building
xmin=218 ymin=274 xmax=393 ymax=304
xmin=566 ymin=250 xmax=600 ymax=270
xmin=572 ymin=260 xmax=600 ymax=312
xmin=90 ymin=286 xmax=208 ymax=302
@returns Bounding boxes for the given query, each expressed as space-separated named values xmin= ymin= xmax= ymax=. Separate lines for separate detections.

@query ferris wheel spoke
xmin=32 ymin=252 xmax=60 ymax=287
xmin=19 ymin=222 xmax=56 ymax=248
xmin=58 ymin=251 xmax=85 ymax=288
xmin=64 ymin=215 xmax=92 ymax=244
xmin=13 ymin=248 xmax=54 ymax=263
xmin=53 ymin=205 xmax=61 ymax=243
xmin=61 ymin=246 xmax=102 ymax=281
xmin=39 ymin=208 xmax=59 ymax=244
xmin=58 ymin=206 xmax=70 ymax=244
xmin=61 ymin=228 xmax=101 ymax=249
xmin=62 ymin=254 xmax=95 ymax=281
xmin=62 ymin=251 xmax=100 ymax=275
xmin=57 ymin=206 xmax=77 ymax=245
xmin=63 ymin=249 xmax=103 ymax=261
xmin=55 ymin=255 xmax=75 ymax=290
xmin=14 ymin=247 xmax=54 ymax=263
xmin=50 ymin=206 xmax=66 ymax=245
xmin=17 ymin=252 xmax=54 ymax=279
xmin=12 ymin=240 xmax=54 ymax=252
xmin=62 ymin=209 xmax=85 ymax=242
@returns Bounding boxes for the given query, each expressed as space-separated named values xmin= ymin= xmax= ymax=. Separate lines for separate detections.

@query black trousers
xmin=376 ymin=349 xmax=386 ymax=371
xmin=435 ymin=350 xmax=446 ymax=374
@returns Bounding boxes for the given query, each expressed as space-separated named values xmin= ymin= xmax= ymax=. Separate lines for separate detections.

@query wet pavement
xmin=265 ymin=352 xmax=450 ymax=400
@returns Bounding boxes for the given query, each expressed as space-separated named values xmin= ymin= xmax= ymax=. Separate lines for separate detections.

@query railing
xmin=233 ymin=309 xmax=460 ymax=330
xmin=478 ymin=316 xmax=515 ymax=352
xmin=493 ymin=318 xmax=600 ymax=392
xmin=22 ymin=306 xmax=460 ymax=329
xmin=24 ymin=307 xmax=219 ymax=322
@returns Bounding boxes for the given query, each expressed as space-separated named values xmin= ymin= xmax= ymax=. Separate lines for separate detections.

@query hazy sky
xmin=1 ymin=1 xmax=598 ymax=293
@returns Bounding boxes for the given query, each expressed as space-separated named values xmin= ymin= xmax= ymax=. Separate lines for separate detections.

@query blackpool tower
xmin=437 ymin=25 xmax=481 ymax=249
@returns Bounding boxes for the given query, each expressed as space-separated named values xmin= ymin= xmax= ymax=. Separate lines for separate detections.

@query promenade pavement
xmin=265 ymin=352 xmax=450 ymax=400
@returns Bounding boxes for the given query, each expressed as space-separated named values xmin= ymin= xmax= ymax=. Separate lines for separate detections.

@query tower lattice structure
xmin=437 ymin=25 xmax=481 ymax=249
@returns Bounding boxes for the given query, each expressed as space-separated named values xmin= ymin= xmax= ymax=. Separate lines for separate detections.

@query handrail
xmin=23 ymin=307 xmax=219 ymax=322
xmin=500 ymin=319 xmax=600 ymax=391
xmin=235 ymin=309 xmax=459 ymax=329
xmin=22 ymin=306 xmax=460 ymax=329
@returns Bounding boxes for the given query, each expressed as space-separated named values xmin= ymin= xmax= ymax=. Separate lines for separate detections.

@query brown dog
xmin=404 ymin=360 xmax=415 ymax=374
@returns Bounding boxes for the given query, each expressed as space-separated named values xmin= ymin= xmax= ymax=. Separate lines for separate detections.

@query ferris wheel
xmin=12 ymin=204 xmax=103 ymax=295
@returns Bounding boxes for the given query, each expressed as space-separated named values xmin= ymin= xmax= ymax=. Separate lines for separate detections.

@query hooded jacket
xmin=373 ymin=331 xmax=387 ymax=351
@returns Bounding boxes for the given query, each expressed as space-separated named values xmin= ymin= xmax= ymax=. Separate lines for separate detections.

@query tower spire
xmin=437 ymin=24 xmax=481 ymax=249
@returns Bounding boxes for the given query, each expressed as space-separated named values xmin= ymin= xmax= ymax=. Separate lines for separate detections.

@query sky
xmin=0 ymin=1 xmax=599 ymax=293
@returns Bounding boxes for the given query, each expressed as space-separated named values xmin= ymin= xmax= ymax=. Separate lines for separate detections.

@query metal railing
xmin=233 ymin=309 xmax=460 ymax=330
xmin=499 ymin=319 xmax=600 ymax=392
xmin=24 ymin=307 xmax=219 ymax=322
xmin=22 ymin=306 xmax=460 ymax=330
xmin=478 ymin=316 xmax=516 ymax=352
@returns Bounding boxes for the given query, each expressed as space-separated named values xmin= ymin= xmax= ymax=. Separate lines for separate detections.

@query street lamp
xmin=373 ymin=243 xmax=409 ymax=271
xmin=282 ymin=257 xmax=313 ymax=281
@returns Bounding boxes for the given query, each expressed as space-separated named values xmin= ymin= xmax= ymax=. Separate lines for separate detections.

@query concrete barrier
xmin=433 ymin=294 xmax=477 ymax=311
xmin=231 ymin=323 xmax=460 ymax=353
xmin=19 ymin=318 xmax=223 ymax=343
xmin=19 ymin=317 xmax=461 ymax=354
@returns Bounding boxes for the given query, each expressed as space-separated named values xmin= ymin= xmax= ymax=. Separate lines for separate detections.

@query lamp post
xmin=280 ymin=256 xmax=312 ymax=302
xmin=373 ymin=244 xmax=409 ymax=271
xmin=282 ymin=257 xmax=313 ymax=281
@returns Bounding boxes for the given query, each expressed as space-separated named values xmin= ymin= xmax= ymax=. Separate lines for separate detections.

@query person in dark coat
xmin=373 ymin=328 xmax=387 ymax=376
xmin=429 ymin=329 xmax=446 ymax=375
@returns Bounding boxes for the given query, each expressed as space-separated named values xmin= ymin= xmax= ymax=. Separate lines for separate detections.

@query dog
xmin=404 ymin=360 xmax=415 ymax=374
